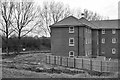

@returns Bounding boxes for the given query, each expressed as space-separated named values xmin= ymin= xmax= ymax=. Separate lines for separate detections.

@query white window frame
xmin=112 ymin=29 xmax=116 ymax=34
xmin=112 ymin=38 xmax=116 ymax=43
xmin=112 ymin=48 xmax=116 ymax=54
xmin=69 ymin=38 xmax=74 ymax=46
xmin=102 ymin=29 xmax=105 ymax=34
xmin=69 ymin=51 xmax=74 ymax=57
xmin=102 ymin=38 xmax=105 ymax=44
xmin=69 ymin=26 xmax=74 ymax=33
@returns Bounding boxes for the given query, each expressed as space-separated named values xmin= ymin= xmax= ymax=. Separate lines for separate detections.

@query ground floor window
xmin=69 ymin=51 xmax=74 ymax=57
xmin=69 ymin=38 xmax=74 ymax=46
xmin=112 ymin=48 xmax=116 ymax=54
xmin=85 ymin=50 xmax=91 ymax=56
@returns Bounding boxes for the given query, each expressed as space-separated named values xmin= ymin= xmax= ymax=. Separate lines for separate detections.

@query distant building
xmin=50 ymin=16 xmax=120 ymax=59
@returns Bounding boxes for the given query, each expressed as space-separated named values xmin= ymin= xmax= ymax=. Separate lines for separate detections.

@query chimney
xmin=81 ymin=13 xmax=85 ymax=18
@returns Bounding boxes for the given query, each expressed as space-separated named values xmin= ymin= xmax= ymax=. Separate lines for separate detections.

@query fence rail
xmin=45 ymin=55 xmax=118 ymax=72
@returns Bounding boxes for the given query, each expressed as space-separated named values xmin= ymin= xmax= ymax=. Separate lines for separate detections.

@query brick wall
xmin=51 ymin=26 xmax=78 ymax=57
xmin=99 ymin=29 xmax=118 ymax=58
xmin=92 ymin=29 xmax=98 ymax=57
xmin=84 ymin=26 xmax=92 ymax=57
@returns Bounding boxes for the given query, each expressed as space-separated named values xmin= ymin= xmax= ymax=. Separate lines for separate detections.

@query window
xmin=69 ymin=26 xmax=74 ymax=33
xmin=112 ymin=29 xmax=116 ymax=34
xmin=112 ymin=48 xmax=116 ymax=54
xmin=102 ymin=29 xmax=105 ymax=34
xmin=112 ymin=38 xmax=116 ymax=43
xmin=102 ymin=38 xmax=105 ymax=44
xmin=69 ymin=51 xmax=74 ymax=57
xmin=69 ymin=38 xmax=74 ymax=46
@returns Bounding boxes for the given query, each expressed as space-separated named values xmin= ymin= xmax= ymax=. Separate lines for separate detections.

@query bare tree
xmin=75 ymin=9 xmax=82 ymax=19
xmin=49 ymin=1 xmax=72 ymax=23
xmin=74 ymin=9 xmax=109 ymax=20
xmin=39 ymin=2 xmax=51 ymax=36
xmin=83 ymin=9 xmax=109 ymax=21
xmin=13 ymin=1 xmax=41 ymax=53
xmin=0 ymin=1 xmax=14 ymax=54
xmin=39 ymin=1 xmax=72 ymax=36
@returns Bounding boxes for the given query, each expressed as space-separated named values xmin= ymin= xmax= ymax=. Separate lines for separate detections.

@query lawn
xmin=1 ymin=52 xmax=118 ymax=78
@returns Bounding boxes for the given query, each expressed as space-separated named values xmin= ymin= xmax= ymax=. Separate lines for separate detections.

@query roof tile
xmin=90 ymin=19 xmax=120 ymax=29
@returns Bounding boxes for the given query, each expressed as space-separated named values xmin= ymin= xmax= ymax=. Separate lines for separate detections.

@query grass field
xmin=1 ymin=52 xmax=118 ymax=78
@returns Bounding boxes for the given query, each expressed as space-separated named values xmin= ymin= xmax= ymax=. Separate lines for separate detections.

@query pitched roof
xmin=50 ymin=16 xmax=84 ymax=27
xmin=90 ymin=19 xmax=120 ymax=29
xmin=79 ymin=17 xmax=98 ymax=29
xmin=50 ymin=15 xmax=120 ymax=29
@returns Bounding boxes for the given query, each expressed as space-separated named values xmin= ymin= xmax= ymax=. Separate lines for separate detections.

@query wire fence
xmin=46 ymin=55 xmax=118 ymax=72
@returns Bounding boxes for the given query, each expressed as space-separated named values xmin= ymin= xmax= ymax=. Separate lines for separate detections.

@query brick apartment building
xmin=50 ymin=16 xmax=120 ymax=59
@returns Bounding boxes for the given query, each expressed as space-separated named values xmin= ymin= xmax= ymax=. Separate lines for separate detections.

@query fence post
xmin=46 ymin=55 xmax=47 ymax=64
xmin=54 ymin=56 xmax=56 ymax=65
xmin=60 ymin=56 xmax=62 ymax=66
xmin=82 ymin=58 xmax=83 ymax=69
xmin=90 ymin=59 xmax=92 ymax=71
xmin=74 ymin=57 xmax=76 ymax=68
xmin=101 ymin=61 xmax=102 ymax=72
xmin=49 ymin=55 xmax=50 ymax=64
xmin=67 ymin=57 xmax=68 ymax=67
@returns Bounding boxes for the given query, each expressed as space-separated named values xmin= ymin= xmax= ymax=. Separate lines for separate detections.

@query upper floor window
xmin=112 ymin=29 xmax=116 ymax=34
xmin=112 ymin=38 xmax=116 ymax=43
xmin=112 ymin=48 xmax=116 ymax=54
xmin=69 ymin=26 xmax=74 ymax=33
xmin=69 ymin=38 xmax=74 ymax=46
xmin=69 ymin=51 xmax=74 ymax=57
xmin=102 ymin=29 xmax=105 ymax=34
xmin=102 ymin=38 xmax=105 ymax=44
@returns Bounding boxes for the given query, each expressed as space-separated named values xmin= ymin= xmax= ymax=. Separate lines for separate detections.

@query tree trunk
xmin=6 ymin=33 xmax=9 ymax=55
xmin=17 ymin=36 xmax=21 ymax=54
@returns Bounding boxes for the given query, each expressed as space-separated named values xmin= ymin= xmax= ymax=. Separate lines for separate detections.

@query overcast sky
xmin=34 ymin=0 xmax=120 ymax=19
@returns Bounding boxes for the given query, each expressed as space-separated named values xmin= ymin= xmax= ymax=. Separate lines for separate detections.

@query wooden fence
xmin=46 ymin=55 xmax=118 ymax=72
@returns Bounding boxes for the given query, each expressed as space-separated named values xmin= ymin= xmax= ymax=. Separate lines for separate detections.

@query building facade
xmin=50 ymin=16 xmax=120 ymax=59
